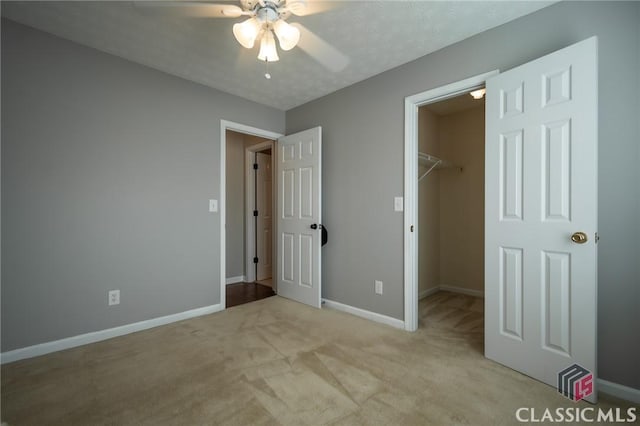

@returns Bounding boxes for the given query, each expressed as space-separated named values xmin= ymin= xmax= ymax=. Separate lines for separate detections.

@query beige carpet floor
xmin=1 ymin=292 xmax=636 ymax=425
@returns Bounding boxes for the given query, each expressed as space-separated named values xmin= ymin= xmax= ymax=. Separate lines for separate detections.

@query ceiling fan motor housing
xmin=257 ymin=5 xmax=280 ymax=24
xmin=250 ymin=0 xmax=292 ymax=21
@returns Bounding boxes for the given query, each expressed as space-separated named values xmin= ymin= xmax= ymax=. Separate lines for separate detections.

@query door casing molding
xmin=220 ymin=120 xmax=282 ymax=309
xmin=403 ymin=70 xmax=499 ymax=331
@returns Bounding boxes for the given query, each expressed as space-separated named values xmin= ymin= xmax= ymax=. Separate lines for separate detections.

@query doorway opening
xmin=226 ymin=130 xmax=275 ymax=307
xmin=404 ymin=70 xmax=498 ymax=331
xmin=417 ymin=91 xmax=486 ymax=352
xmin=220 ymin=121 xmax=282 ymax=309
xmin=221 ymin=121 xmax=324 ymax=310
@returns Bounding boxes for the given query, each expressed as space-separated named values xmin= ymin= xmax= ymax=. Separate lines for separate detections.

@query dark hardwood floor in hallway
xmin=226 ymin=282 xmax=275 ymax=308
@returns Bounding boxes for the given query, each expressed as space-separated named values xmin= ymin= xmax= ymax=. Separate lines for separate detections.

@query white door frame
xmin=403 ymin=71 xmax=498 ymax=331
xmin=245 ymin=140 xmax=275 ymax=284
xmin=220 ymin=120 xmax=283 ymax=309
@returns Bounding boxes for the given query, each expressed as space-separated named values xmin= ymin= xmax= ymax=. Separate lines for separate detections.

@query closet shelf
xmin=418 ymin=152 xmax=461 ymax=181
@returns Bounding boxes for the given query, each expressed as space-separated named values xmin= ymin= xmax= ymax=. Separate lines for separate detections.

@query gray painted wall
xmin=287 ymin=1 xmax=640 ymax=389
xmin=1 ymin=19 xmax=285 ymax=351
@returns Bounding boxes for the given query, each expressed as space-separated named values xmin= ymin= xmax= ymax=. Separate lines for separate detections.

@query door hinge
xmin=253 ymin=257 xmax=259 ymax=264
xmin=595 ymin=232 xmax=599 ymax=243
xmin=253 ymin=210 xmax=258 ymax=217
xmin=410 ymin=225 xmax=414 ymax=232
xmin=253 ymin=163 xmax=258 ymax=170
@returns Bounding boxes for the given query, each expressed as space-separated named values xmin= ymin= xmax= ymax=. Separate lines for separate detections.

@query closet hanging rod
xmin=418 ymin=152 xmax=461 ymax=181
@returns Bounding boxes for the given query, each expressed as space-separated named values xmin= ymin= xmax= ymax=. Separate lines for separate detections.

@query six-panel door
xmin=277 ymin=127 xmax=322 ymax=308
xmin=485 ymin=38 xmax=598 ymax=402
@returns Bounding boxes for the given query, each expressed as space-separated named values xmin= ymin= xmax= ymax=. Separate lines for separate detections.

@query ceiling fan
xmin=135 ymin=0 xmax=348 ymax=76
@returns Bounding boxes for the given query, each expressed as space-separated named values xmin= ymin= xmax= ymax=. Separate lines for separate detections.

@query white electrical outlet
xmin=375 ymin=280 xmax=383 ymax=295
xmin=108 ymin=289 xmax=120 ymax=306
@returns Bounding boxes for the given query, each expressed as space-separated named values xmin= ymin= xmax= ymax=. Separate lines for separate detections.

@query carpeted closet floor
xmin=1 ymin=292 xmax=635 ymax=425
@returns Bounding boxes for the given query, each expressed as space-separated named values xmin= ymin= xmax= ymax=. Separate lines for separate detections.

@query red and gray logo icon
xmin=558 ymin=364 xmax=593 ymax=401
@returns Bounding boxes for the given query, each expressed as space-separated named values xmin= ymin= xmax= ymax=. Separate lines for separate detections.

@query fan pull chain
xmin=264 ymin=60 xmax=271 ymax=79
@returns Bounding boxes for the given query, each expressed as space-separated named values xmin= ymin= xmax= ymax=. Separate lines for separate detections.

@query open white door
xmin=485 ymin=38 xmax=598 ymax=402
xmin=277 ymin=127 xmax=322 ymax=308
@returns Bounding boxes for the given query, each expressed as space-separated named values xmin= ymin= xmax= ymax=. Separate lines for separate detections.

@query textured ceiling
xmin=1 ymin=1 xmax=555 ymax=110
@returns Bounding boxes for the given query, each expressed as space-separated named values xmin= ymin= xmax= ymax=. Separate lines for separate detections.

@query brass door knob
xmin=571 ymin=232 xmax=588 ymax=244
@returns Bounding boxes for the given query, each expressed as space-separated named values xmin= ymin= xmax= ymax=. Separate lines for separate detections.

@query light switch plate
xmin=394 ymin=197 xmax=404 ymax=212
xmin=209 ymin=199 xmax=218 ymax=213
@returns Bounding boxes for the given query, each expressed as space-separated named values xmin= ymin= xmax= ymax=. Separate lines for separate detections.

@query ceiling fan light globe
xmin=258 ymin=30 xmax=280 ymax=62
xmin=273 ymin=19 xmax=300 ymax=51
xmin=233 ymin=18 xmax=261 ymax=49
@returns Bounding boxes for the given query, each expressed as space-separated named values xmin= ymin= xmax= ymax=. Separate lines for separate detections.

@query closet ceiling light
xmin=470 ymin=88 xmax=486 ymax=99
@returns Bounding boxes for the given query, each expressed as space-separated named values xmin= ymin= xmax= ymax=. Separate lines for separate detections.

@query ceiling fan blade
xmin=286 ymin=0 xmax=335 ymax=17
xmin=133 ymin=2 xmax=245 ymax=18
xmin=292 ymin=23 xmax=349 ymax=72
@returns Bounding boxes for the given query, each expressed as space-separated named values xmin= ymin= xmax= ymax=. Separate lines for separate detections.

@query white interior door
xmin=256 ymin=151 xmax=273 ymax=281
xmin=277 ymin=127 xmax=322 ymax=308
xmin=485 ymin=37 xmax=598 ymax=402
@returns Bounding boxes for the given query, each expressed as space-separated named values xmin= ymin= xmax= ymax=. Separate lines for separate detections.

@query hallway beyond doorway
xmin=226 ymin=282 xmax=275 ymax=308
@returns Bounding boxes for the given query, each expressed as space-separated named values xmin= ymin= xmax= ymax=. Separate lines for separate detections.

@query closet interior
xmin=418 ymin=91 xmax=486 ymax=334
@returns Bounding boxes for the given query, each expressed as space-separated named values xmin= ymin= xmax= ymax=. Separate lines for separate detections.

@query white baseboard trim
xmin=598 ymin=379 xmax=640 ymax=404
xmin=419 ymin=287 xmax=440 ymax=300
xmin=322 ymin=299 xmax=404 ymax=330
xmin=1 ymin=303 xmax=223 ymax=365
xmin=226 ymin=275 xmax=245 ymax=285
xmin=438 ymin=285 xmax=484 ymax=298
